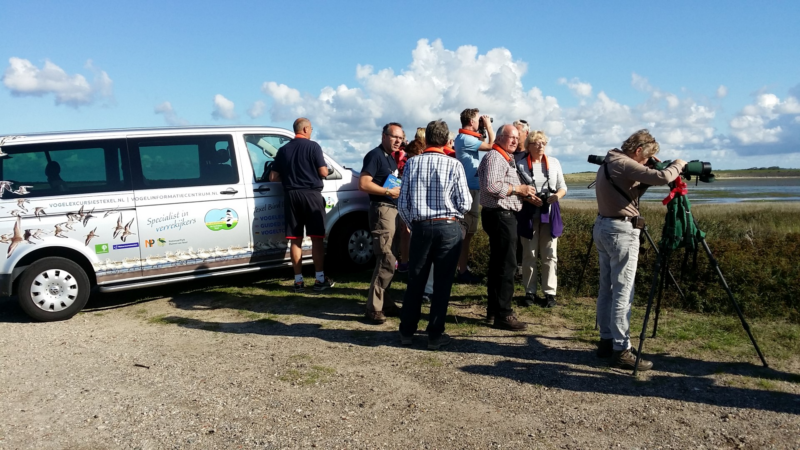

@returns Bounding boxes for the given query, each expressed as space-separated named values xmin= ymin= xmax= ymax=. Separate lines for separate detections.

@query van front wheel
xmin=18 ymin=257 xmax=91 ymax=322
xmin=328 ymin=218 xmax=374 ymax=272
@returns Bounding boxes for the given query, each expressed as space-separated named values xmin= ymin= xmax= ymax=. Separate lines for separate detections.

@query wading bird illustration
xmin=81 ymin=207 xmax=96 ymax=227
xmin=16 ymin=198 xmax=29 ymax=212
xmin=6 ymin=217 xmax=25 ymax=256
xmin=0 ymin=233 xmax=12 ymax=244
xmin=0 ymin=181 xmax=14 ymax=195
xmin=197 ymin=248 xmax=211 ymax=259
xmin=112 ymin=214 xmax=125 ymax=239
xmin=12 ymin=186 xmax=32 ymax=195
xmin=34 ymin=207 xmax=46 ymax=221
xmin=120 ymin=218 xmax=135 ymax=242
xmin=103 ymin=206 xmax=120 ymax=218
xmin=10 ymin=209 xmax=25 ymax=217
xmin=67 ymin=205 xmax=85 ymax=222
xmin=84 ymin=228 xmax=99 ymax=246
xmin=26 ymin=229 xmax=48 ymax=241
xmin=53 ymin=223 xmax=69 ymax=238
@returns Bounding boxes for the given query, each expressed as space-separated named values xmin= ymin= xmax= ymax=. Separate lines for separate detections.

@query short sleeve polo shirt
xmin=361 ymin=145 xmax=398 ymax=205
xmin=455 ymin=133 xmax=482 ymax=190
xmin=273 ymin=137 xmax=327 ymax=191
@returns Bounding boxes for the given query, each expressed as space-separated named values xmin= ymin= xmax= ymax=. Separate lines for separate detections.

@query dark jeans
xmin=481 ymin=207 xmax=518 ymax=318
xmin=399 ymin=220 xmax=463 ymax=339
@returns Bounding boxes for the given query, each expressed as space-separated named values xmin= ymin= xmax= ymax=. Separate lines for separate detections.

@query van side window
xmin=129 ymin=135 xmax=238 ymax=189
xmin=0 ymin=139 xmax=131 ymax=199
xmin=243 ymin=134 xmax=292 ymax=182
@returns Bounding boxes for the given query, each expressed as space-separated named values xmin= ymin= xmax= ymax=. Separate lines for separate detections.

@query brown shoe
xmin=383 ymin=302 xmax=402 ymax=317
xmin=365 ymin=311 xmax=387 ymax=325
xmin=612 ymin=348 xmax=652 ymax=371
xmin=493 ymin=315 xmax=527 ymax=331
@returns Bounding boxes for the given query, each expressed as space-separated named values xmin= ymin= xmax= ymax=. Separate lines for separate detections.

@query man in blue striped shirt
xmin=397 ymin=120 xmax=472 ymax=350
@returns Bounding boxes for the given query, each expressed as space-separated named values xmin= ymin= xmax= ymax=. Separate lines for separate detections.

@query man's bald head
xmin=495 ymin=125 xmax=520 ymax=152
xmin=293 ymin=118 xmax=312 ymax=138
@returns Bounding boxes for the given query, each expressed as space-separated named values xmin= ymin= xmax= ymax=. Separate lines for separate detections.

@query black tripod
xmin=633 ymin=213 xmax=768 ymax=375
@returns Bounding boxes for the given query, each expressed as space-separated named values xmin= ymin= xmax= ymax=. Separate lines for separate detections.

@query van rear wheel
xmin=18 ymin=257 xmax=91 ymax=322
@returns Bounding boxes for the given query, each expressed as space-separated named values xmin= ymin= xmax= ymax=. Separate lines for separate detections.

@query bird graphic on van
xmin=204 ymin=208 xmax=239 ymax=231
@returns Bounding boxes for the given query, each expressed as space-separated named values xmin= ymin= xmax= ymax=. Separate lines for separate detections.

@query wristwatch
xmin=385 ymin=189 xmax=390 ymax=196
xmin=511 ymin=185 xmax=516 ymax=195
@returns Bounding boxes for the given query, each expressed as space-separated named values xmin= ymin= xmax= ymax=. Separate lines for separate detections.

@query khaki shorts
xmin=464 ymin=189 xmax=481 ymax=235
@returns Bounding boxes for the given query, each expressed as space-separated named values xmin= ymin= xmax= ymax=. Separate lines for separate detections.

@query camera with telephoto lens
xmin=537 ymin=186 xmax=551 ymax=202
xmin=478 ymin=116 xmax=494 ymax=140
xmin=587 ymin=155 xmax=715 ymax=183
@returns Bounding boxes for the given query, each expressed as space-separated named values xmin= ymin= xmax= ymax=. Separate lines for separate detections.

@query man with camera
xmin=593 ymin=129 xmax=686 ymax=370
xmin=477 ymin=124 xmax=532 ymax=331
xmin=359 ymin=123 xmax=405 ymax=324
xmin=454 ymin=108 xmax=495 ymax=284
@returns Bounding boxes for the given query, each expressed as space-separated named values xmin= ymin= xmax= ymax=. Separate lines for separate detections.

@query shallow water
xmin=565 ymin=177 xmax=800 ymax=203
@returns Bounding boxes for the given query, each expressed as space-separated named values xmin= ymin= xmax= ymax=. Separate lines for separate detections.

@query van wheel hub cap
xmin=30 ymin=269 xmax=79 ymax=313
xmin=347 ymin=229 xmax=372 ymax=264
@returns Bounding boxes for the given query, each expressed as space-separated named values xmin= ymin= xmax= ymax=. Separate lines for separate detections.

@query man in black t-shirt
xmin=270 ymin=118 xmax=334 ymax=293
xmin=359 ymin=122 xmax=403 ymax=324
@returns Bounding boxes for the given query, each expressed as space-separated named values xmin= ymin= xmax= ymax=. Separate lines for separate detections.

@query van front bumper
xmin=0 ymin=274 xmax=12 ymax=297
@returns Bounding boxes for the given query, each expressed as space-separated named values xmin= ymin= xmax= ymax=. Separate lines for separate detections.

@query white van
xmin=0 ymin=127 xmax=373 ymax=321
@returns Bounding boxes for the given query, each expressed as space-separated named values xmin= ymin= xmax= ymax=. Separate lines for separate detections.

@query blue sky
xmin=1 ymin=0 xmax=798 ymax=172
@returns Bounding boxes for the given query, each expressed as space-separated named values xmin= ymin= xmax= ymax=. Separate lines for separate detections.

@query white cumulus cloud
xmin=212 ymin=94 xmax=236 ymax=120
xmin=2 ymin=57 xmax=113 ymax=107
xmin=716 ymin=85 xmax=728 ymax=98
xmin=247 ymin=100 xmax=266 ymax=119
xmin=728 ymin=90 xmax=800 ymax=153
xmin=255 ymin=39 xmax=787 ymax=169
xmin=155 ymin=101 xmax=188 ymax=126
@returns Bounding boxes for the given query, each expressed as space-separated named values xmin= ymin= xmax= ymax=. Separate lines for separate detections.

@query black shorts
xmin=285 ymin=189 xmax=326 ymax=240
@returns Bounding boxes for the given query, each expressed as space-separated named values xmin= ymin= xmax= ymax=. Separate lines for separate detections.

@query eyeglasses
xmin=385 ymin=134 xmax=404 ymax=140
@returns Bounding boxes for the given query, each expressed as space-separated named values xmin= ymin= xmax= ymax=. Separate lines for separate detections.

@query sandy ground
xmin=1 ymin=279 xmax=799 ymax=449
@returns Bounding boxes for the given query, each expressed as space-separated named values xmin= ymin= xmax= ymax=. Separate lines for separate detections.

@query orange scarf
xmin=492 ymin=144 xmax=511 ymax=162
xmin=443 ymin=146 xmax=456 ymax=157
xmin=423 ymin=146 xmax=446 ymax=155
xmin=458 ymin=128 xmax=482 ymax=138
xmin=527 ymin=153 xmax=549 ymax=172
xmin=294 ymin=134 xmax=307 ymax=139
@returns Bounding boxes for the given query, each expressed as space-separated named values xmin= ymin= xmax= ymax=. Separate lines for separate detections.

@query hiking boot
xmin=485 ymin=313 xmax=495 ymax=324
xmin=493 ymin=315 xmax=528 ymax=331
xmin=518 ymin=293 xmax=540 ymax=307
xmin=456 ymin=270 xmax=481 ymax=284
xmin=427 ymin=333 xmax=452 ymax=350
xmin=313 ymin=277 xmax=335 ymax=293
xmin=365 ymin=311 xmax=387 ymax=325
xmin=293 ymin=281 xmax=305 ymax=293
xmin=543 ymin=294 xmax=557 ymax=308
xmin=383 ymin=302 xmax=402 ymax=317
xmin=399 ymin=333 xmax=413 ymax=346
xmin=397 ymin=262 xmax=409 ymax=273
xmin=422 ymin=295 xmax=431 ymax=304
xmin=597 ymin=338 xmax=613 ymax=358
xmin=612 ymin=348 xmax=652 ymax=371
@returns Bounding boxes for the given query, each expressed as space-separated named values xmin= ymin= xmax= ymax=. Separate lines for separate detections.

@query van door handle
xmin=220 ymin=188 xmax=238 ymax=195
xmin=255 ymin=186 xmax=271 ymax=192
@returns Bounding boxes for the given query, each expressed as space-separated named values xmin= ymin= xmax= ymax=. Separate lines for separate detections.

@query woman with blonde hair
xmin=515 ymin=130 xmax=567 ymax=308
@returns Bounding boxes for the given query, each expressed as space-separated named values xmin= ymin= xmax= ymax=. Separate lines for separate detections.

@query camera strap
xmin=603 ymin=162 xmax=639 ymax=210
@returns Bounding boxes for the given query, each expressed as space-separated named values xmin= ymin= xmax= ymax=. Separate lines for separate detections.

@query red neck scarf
xmin=294 ymin=134 xmax=307 ymax=139
xmin=443 ymin=146 xmax=456 ymax=157
xmin=662 ymin=178 xmax=688 ymax=205
xmin=423 ymin=146 xmax=446 ymax=155
xmin=492 ymin=143 xmax=512 ymax=162
xmin=527 ymin=153 xmax=549 ymax=171
xmin=458 ymin=128 xmax=482 ymax=138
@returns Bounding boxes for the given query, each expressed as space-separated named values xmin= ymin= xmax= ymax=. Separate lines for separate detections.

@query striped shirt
xmin=397 ymin=150 xmax=472 ymax=226
xmin=478 ymin=149 xmax=523 ymax=211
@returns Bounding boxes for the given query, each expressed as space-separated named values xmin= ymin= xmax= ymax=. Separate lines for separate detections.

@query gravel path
xmin=1 ymin=284 xmax=798 ymax=449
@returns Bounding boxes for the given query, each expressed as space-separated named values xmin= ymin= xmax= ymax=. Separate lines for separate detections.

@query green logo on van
xmin=205 ymin=208 xmax=239 ymax=231
xmin=95 ymin=243 xmax=109 ymax=254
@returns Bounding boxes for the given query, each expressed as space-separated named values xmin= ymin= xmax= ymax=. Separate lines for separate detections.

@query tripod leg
xmin=652 ymin=256 xmax=669 ymax=338
xmin=642 ymin=228 xmax=686 ymax=302
xmin=698 ymin=237 xmax=769 ymax=368
xmin=680 ymin=247 xmax=691 ymax=282
xmin=634 ymin=250 xmax=665 ymax=376
xmin=575 ymin=229 xmax=595 ymax=297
